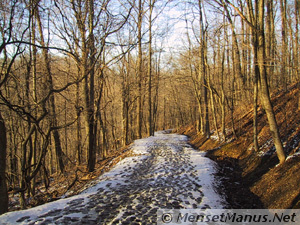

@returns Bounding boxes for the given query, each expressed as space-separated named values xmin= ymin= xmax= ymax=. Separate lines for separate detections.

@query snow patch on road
xmin=0 ymin=131 xmax=225 ymax=224
xmin=186 ymin=147 xmax=224 ymax=208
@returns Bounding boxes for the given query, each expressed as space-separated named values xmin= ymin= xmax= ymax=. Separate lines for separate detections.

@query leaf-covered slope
xmin=177 ymin=83 xmax=300 ymax=209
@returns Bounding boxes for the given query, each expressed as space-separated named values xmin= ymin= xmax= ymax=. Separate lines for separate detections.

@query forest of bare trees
xmin=0 ymin=0 xmax=299 ymax=214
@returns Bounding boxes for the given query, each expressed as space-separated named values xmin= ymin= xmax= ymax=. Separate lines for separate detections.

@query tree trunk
xmin=256 ymin=0 xmax=286 ymax=164
xmin=100 ymin=111 xmax=108 ymax=159
xmin=30 ymin=11 xmax=37 ymax=195
xmin=266 ymin=0 xmax=275 ymax=88
xmin=253 ymin=66 xmax=259 ymax=151
xmin=198 ymin=0 xmax=210 ymax=138
xmin=210 ymin=85 xmax=220 ymax=141
xmin=122 ymin=98 xmax=129 ymax=146
xmin=122 ymin=58 xmax=130 ymax=146
xmin=220 ymin=29 xmax=226 ymax=140
xmin=0 ymin=112 xmax=8 ymax=215
xmin=280 ymin=0 xmax=288 ymax=90
xmin=152 ymin=50 xmax=161 ymax=132
xmin=31 ymin=4 xmax=38 ymax=194
xmin=35 ymin=8 xmax=65 ymax=174
xmin=221 ymin=90 xmax=226 ymax=140
xmin=137 ymin=0 xmax=143 ymax=139
xmin=87 ymin=0 xmax=96 ymax=172
xmin=221 ymin=0 xmax=244 ymax=86
xmin=20 ymin=125 xmax=36 ymax=209
xmin=148 ymin=0 xmax=154 ymax=136
xmin=76 ymin=79 xmax=82 ymax=165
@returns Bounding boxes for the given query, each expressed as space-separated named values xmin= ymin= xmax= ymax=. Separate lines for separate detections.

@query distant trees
xmin=0 ymin=0 xmax=299 ymax=213
xmin=53 ymin=0 xmax=133 ymax=172
xmin=217 ymin=0 xmax=287 ymax=163
xmin=197 ymin=0 xmax=210 ymax=138
xmin=0 ymin=0 xmax=177 ymax=211
xmin=176 ymin=0 xmax=299 ymax=163
xmin=253 ymin=0 xmax=286 ymax=163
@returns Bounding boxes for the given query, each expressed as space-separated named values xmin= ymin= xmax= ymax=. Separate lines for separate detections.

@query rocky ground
xmin=0 ymin=131 xmax=225 ymax=225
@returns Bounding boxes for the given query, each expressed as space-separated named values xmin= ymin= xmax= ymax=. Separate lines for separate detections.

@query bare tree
xmin=86 ymin=0 xmax=96 ymax=172
xmin=136 ymin=0 xmax=144 ymax=139
xmin=243 ymin=0 xmax=286 ymax=163
xmin=148 ymin=0 xmax=155 ymax=136
xmin=34 ymin=3 xmax=65 ymax=174
xmin=0 ymin=112 xmax=8 ymax=214
xmin=280 ymin=0 xmax=288 ymax=90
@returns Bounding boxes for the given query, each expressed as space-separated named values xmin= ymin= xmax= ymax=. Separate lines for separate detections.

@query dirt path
xmin=0 ymin=131 xmax=225 ymax=225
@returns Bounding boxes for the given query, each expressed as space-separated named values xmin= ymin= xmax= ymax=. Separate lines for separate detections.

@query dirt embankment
xmin=176 ymin=83 xmax=300 ymax=209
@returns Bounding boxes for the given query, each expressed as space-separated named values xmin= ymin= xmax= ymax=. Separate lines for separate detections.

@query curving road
xmin=0 ymin=131 xmax=224 ymax=225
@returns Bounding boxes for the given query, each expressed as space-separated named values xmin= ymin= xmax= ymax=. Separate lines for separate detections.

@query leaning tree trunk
xmin=0 ymin=112 xmax=8 ymax=215
xmin=256 ymin=0 xmax=286 ymax=164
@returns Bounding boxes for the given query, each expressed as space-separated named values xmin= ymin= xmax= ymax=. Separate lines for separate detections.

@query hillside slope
xmin=177 ymin=83 xmax=300 ymax=209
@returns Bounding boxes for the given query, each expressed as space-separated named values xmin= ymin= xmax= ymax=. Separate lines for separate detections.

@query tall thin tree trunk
xmin=153 ymin=58 xmax=160 ymax=132
xmin=20 ymin=125 xmax=36 ymax=209
xmin=31 ymin=129 xmax=37 ymax=195
xmin=137 ymin=0 xmax=143 ymax=139
xmin=76 ymin=79 xmax=82 ymax=165
xmin=224 ymin=27 xmax=237 ymax=137
xmin=198 ymin=0 xmax=210 ymax=138
xmin=0 ymin=112 xmax=8 ymax=215
xmin=253 ymin=64 xmax=259 ymax=152
xmin=35 ymin=8 xmax=65 ymax=174
xmin=122 ymin=56 xmax=130 ymax=146
xmin=220 ymin=25 xmax=226 ymax=140
xmin=87 ymin=0 xmax=96 ymax=172
xmin=30 ymin=11 xmax=37 ymax=195
xmin=25 ymin=53 xmax=34 ymax=198
xmin=239 ymin=0 xmax=248 ymax=87
xmin=251 ymin=2 xmax=260 ymax=152
xmin=210 ymin=85 xmax=220 ymax=141
xmin=148 ymin=0 xmax=154 ymax=136
xmin=221 ymin=89 xmax=226 ymax=139
xmin=266 ymin=0 xmax=275 ymax=89
xmin=280 ymin=0 xmax=288 ymax=90
xmin=95 ymin=66 xmax=105 ymax=156
xmin=101 ymin=111 xmax=108 ymax=159
xmin=221 ymin=0 xmax=244 ymax=86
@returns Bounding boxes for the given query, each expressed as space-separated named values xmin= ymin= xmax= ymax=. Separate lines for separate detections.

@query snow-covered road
xmin=0 ymin=131 xmax=225 ymax=224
